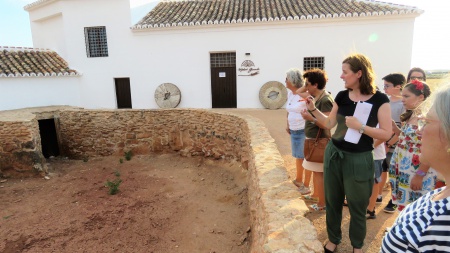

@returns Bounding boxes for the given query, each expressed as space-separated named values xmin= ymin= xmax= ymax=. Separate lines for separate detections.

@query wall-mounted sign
xmin=219 ymin=72 xmax=226 ymax=77
xmin=238 ymin=60 xmax=260 ymax=76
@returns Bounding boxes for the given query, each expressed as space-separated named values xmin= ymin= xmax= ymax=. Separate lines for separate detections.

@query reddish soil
xmin=0 ymin=153 xmax=251 ymax=253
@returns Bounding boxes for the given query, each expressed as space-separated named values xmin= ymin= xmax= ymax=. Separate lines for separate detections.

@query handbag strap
xmin=306 ymin=128 xmax=322 ymax=160
xmin=314 ymin=128 xmax=323 ymax=143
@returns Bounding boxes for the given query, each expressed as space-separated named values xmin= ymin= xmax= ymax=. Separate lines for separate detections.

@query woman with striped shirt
xmin=381 ymin=82 xmax=450 ymax=252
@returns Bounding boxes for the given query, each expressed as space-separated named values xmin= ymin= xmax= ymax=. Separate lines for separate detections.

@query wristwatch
xmin=358 ymin=124 xmax=366 ymax=134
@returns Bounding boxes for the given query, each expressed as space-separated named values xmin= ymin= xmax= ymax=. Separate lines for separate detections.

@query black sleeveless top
xmin=332 ymin=90 xmax=389 ymax=152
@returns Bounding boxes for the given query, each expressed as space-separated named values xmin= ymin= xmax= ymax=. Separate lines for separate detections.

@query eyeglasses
xmin=410 ymin=76 xmax=424 ymax=81
xmin=383 ymin=85 xmax=393 ymax=89
xmin=417 ymin=117 xmax=439 ymax=132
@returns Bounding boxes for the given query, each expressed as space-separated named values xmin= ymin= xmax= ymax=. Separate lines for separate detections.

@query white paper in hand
xmin=344 ymin=101 xmax=373 ymax=144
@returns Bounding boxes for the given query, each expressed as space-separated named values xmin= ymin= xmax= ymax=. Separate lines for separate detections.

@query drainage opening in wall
xmin=38 ymin=118 xmax=60 ymax=158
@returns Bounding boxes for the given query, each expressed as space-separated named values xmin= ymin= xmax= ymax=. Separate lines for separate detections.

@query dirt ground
xmin=0 ymin=153 xmax=251 ymax=253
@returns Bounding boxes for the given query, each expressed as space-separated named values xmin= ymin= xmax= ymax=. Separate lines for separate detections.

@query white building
xmin=0 ymin=0 xmax=422 ymax=110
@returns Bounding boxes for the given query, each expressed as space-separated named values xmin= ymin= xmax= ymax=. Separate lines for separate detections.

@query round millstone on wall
xmin=154 ymin=83 xmax=182 ymax=108
xmin=258 ymin=81 xmax=287 ymax=109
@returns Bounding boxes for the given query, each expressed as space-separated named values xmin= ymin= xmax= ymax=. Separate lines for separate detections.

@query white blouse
xmin=286 ymin=90 xmax=306 ymax=131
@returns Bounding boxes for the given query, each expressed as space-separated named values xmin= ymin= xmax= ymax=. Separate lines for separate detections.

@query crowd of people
xmin=284 ymin=53 xmax=450 ymax=252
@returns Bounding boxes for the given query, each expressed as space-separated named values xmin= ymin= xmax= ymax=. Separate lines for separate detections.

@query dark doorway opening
xmin=38 ymin=119 xmax=60 ymax=158
xmin=115 ymin=78 xmax=132 ymax=109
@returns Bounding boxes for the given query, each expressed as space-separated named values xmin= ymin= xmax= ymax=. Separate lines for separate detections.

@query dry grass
xmin=427 ymin=78 xmax=449 ymax=91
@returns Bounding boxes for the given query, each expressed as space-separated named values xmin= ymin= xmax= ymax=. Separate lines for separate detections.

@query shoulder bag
xmin=304 ymin=128 xmax=330 ymax=163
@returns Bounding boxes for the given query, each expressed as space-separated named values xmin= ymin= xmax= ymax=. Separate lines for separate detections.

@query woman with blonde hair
xmin=305 ymin=54 xmax=392 ymax=252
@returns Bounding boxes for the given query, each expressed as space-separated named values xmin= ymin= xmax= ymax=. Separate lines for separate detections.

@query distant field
xmin=427 ymin=78 xmax=448 ymax=91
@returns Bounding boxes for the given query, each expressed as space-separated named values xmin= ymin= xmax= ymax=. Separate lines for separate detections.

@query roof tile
xmin=0 ymin=47 xmax=81 ymax=78
xmin=133 ymin=0 xmax=422 ymax=29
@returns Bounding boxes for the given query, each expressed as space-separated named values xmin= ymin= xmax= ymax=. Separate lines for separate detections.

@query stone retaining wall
xmin=0 ymin=118 xmax=46 ymax=177
xmin=0 ymin=107 xmax=322 ymax=252
xmin=57 ymin=109 xmax=250 ymax=164
xmin=242 ymin=113 xmax=322 ymax=253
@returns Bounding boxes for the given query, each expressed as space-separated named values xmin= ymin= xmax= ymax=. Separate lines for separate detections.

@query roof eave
xmin=24 ymin=0 xmax=60 ymax=11
xmin=130 ymin=11 xmax=422 ymax=31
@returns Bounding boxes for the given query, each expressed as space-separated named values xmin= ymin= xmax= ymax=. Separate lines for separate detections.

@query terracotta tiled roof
xmin=132 ymin=0 xmax=422 ymax=29
xmin=0 ymin=47 xmax=81 ymax=78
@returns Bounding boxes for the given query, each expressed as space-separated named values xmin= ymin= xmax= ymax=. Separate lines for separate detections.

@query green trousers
xmin=324 ymin=141 xmax=374 ymax=249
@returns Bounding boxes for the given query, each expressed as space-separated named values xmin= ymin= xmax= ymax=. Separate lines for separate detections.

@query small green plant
xmin=124 ymin=150 xmax=132 ymax=161
xmin=105 ymin=170 xmax=122 ymax=195
xmin=119 ymin=158 xmax=123 ymax=164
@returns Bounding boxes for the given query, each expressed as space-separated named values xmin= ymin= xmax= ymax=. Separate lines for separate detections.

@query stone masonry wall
xmin=0 ymin=119 xmax=46 ymax=177
xmin=58 ymin=109 xmax=250 ymax=164
xmin=58 ymin=109 xmax=322 ymax=252
xmin=0 ymin=107 xmax=323 ymax=252
xmin=242 ymin=114 xmax=322 ymax=253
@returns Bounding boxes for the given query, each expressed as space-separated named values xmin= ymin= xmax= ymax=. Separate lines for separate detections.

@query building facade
xmin=0 ymin=0 xmax=422 ymax=110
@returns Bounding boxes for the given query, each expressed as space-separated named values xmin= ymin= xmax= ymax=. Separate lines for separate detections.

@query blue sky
xmin=0 ymin=0 xmax=449 ymax=70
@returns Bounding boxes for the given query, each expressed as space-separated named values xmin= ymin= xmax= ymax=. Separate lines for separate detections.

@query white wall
xmin=23 ymin=0 xmax=416 ymax=109
xmin=28 ymin=1 xmax=66 ymax=56
xmin=57 ymin=0 xmax=134 ymax=109
xmin=127 ymin=16 xmax=415 ymax=108
xmin=0 ymin=77 xmax=81 ymax=111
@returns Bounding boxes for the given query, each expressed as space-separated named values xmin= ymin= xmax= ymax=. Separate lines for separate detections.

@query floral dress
xmin=388 ymin=123 xmax=437 ymax=211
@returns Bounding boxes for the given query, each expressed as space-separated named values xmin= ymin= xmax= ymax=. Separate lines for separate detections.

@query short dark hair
xmin=407 ymin=67 xmax=427 ymax=82
xmin=302 ymin=68 xmax=328 ymax=90
xmin=382 ymin=73 xmax=406 ymax=87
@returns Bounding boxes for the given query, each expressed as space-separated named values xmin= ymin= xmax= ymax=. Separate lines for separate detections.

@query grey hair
xmin=286 ymin=68 xmax=304 ymax=88
xmin=432 ymin=81 xmax=450 ymax=147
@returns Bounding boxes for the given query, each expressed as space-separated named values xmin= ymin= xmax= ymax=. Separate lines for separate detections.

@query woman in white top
xmin=285 ymin=68 xmax=311 ymax=195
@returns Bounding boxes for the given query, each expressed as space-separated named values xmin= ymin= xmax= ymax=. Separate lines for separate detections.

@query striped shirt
xmin=381 ymin=187 xmax=450 ymax=252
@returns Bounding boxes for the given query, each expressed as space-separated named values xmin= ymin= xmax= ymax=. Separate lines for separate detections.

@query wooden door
xmin=210 ymin=52 xmax=236 ymax=108
xmin=114 ymin=78 xmax=132 ymax=109
xmin=211 ymin=67 xmax=237 ymax=108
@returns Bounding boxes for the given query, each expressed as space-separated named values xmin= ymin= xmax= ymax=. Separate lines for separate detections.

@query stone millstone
xmin=258 ymin=81 xmax=287 ymax=109
xmin=155 ymin=83 xmax=182 ymax=108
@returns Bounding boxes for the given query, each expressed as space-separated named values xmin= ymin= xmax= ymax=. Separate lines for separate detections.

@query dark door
xmin=210 ymin=52 xmax=237 ymax=108
xmin=38 ymin=119 xmax=60 ymax=158
xmin=115 ymin=78 xmax=132 ymax=108
xmin=211 ymin=67 xmax=237 ymax=108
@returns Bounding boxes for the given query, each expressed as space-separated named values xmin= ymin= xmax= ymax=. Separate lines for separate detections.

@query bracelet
xmin=309 ymin=108 xmax=317 ymax=113
xmin=386 ymin=133 xmax=395 ymax=143
xmin=416 ymin=170 xmax=427 ymax=177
